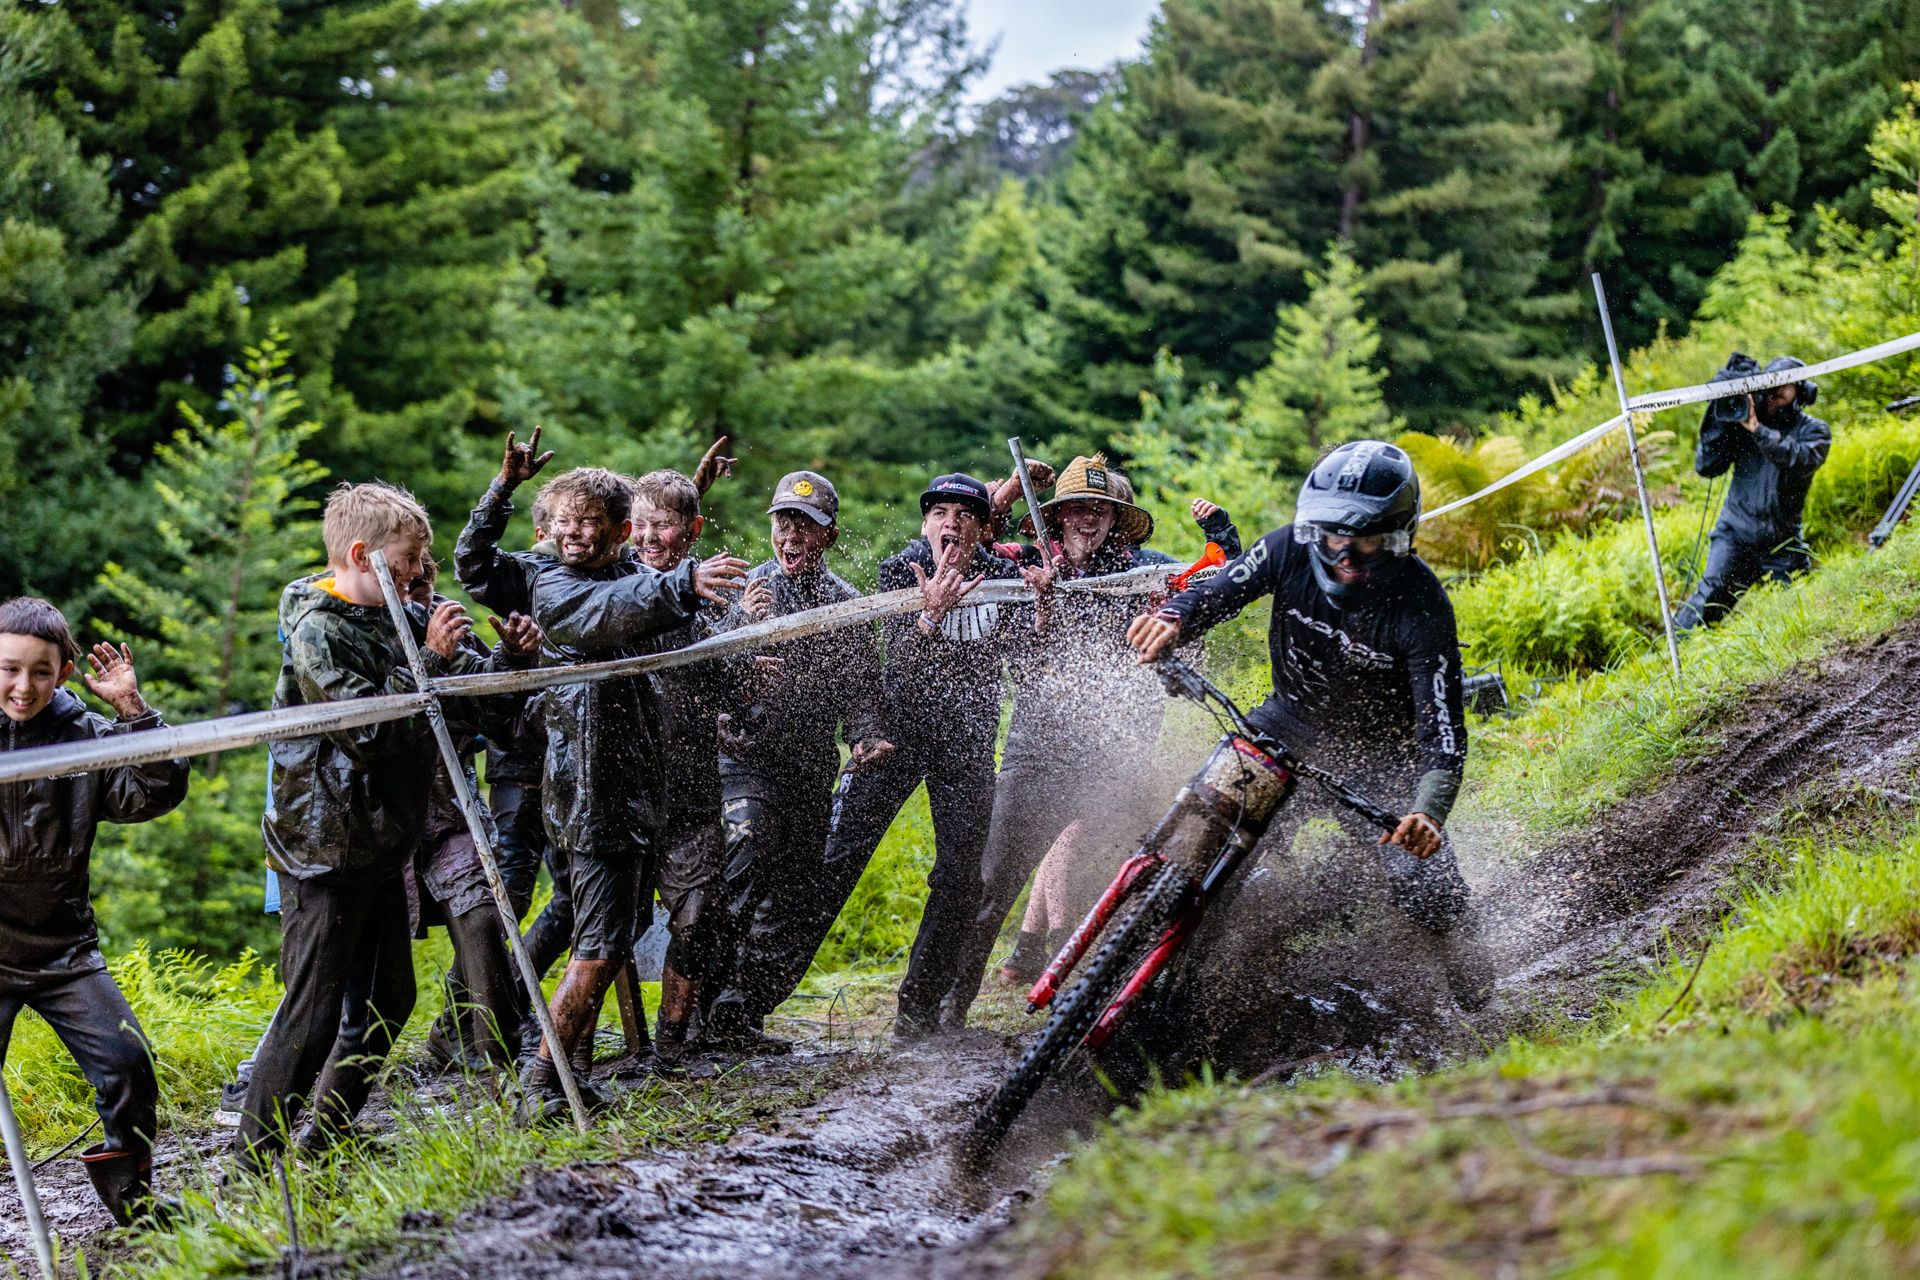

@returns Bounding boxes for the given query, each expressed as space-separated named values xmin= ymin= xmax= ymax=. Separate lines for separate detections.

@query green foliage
xmin=95 ymin=331 xmax=327 ymax=719
xmin=0 ymin=0 xmax=143 ymax=604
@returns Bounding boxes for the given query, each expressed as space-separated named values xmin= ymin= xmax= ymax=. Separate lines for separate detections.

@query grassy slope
xmin=999 ymin=533 xmax=1920 ymax=1279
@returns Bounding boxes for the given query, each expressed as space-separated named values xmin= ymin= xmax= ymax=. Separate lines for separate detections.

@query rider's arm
xmin=1399 ymin=576 xmax=1469 ymax=826
xmin=1154 ymin=528 xmax=1283 ymax=641
xmin=1195 ymin=505 xmax=1244 ymax=559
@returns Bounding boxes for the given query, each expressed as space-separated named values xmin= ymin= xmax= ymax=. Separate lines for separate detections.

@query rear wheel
xmin=963 ymin=861 xmax=1189 ymax=1170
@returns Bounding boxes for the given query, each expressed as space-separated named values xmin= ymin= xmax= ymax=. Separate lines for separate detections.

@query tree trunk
xmin=1338 ymin=0 xmax=1383 ymax=244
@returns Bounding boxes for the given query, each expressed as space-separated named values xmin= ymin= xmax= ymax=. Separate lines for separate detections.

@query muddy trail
xmin=8 ymin=620 xmax=1919 ymax=1279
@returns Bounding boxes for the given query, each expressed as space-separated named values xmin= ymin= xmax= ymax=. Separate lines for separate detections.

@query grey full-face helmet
xmin=1293 ymin=440 xmax=1422 ymax=606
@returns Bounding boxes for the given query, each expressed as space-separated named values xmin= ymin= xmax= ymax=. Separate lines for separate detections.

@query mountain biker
xmin=1126 ymin=440 xmax=1494 ymax=1010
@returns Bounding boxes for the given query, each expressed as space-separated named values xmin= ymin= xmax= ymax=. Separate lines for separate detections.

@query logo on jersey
xmin=1227 ymin=537 xmax=1270 ymax=585
xmin=1283 ymin=608 xmax=1393 ymax=669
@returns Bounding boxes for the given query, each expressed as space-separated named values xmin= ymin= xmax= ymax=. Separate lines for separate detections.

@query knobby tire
xmin=964 ymin=861 xmax=1189 ymax=1168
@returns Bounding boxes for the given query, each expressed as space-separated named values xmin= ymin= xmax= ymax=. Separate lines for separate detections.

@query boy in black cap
xmin=701 ymin=470 xmax=892 ymax=1050
xmin=809 ymin=472 xmax=1046 ymax=1038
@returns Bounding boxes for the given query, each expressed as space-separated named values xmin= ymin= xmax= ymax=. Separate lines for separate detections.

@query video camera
xmin=1708 ymin=351 xmax=1764 ymax=429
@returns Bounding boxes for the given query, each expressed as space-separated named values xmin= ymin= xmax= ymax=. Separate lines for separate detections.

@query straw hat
xmin=1020 ymin=455 xmax=1155 ymax=547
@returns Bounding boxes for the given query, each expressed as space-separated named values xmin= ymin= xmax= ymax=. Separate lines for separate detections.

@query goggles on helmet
xmin=1292 ymin=521 xmax=1412 ymax=562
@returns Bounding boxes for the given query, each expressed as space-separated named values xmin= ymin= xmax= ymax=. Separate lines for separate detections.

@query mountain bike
xmin=962 ymin=658 xmax=1402 ymax=1169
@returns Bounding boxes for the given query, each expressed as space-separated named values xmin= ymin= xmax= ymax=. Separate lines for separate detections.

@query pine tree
xmin=1237 ymin=245 xmax=1399 ymax=476
xmin=0 ymin=1 xmax=143 ymax=602
xmin=43 ymin=0 xmax=559 ymax=516
xmin=95 ymin=331 xmax=327 ymax=725
xmin=89 ymin=331 xmax=327 ymax=961
xmin=494 ymin=0 xmax=1019 ymax=550
xmin=1318 ymin=0 xmax=1589 ymax=429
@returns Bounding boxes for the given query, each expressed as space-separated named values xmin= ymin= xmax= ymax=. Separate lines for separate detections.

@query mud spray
xmin=11 ymin=618 xmax=1920 ymax=1279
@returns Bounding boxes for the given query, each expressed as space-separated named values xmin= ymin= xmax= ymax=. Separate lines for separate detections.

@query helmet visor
xmin=1293 ymin=521 xmax=1412 ymax=562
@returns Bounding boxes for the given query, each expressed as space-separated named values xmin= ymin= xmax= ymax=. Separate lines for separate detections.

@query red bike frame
xmin=1027 ymin=734 xmax=1297 ymax=1050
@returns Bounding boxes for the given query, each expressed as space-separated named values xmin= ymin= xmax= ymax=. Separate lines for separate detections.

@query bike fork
xmin=1028 ymin=851 xmax=1162 ymax=1012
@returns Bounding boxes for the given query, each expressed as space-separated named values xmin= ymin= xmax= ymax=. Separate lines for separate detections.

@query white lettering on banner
xmin=1284 ymin=608 xmax=1394 ymax=669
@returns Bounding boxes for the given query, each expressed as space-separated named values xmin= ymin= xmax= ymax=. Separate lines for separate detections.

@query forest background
xmin=7 ymin=0 xmax=1920 ymax=962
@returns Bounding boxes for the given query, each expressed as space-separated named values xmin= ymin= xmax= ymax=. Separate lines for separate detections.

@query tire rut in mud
xmin=358 ymin=1035 xmax=1067 ymax=1280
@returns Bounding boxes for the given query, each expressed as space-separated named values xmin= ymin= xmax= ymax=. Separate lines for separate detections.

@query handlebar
xmin=1153 ymin=657 xmax=1404 ymax=834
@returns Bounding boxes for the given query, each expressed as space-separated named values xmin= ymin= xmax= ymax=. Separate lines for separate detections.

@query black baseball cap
xmin=919 ymin=473 xmax=992 ymax=521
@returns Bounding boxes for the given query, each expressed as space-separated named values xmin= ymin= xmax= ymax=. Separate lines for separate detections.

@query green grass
xmin=1462 ymin=529 xmax=1920 ymax=833
xmin=1007 ymin=800 xmax=1920 ymax=1280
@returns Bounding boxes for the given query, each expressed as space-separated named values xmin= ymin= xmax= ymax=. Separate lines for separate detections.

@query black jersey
xmin=1157 ymin=524 xmax=1467 ymax=822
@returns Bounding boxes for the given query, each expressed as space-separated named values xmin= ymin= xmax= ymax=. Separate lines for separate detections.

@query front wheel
xmin=962 ymin=860 xmax=1189 ymax=1171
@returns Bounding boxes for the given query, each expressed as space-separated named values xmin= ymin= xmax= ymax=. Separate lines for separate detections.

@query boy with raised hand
xmin=455 ymin=428 xmax=558 ymax=927
xmin=0 ymin=602 xmax=189 ymax=1227
xmin=520 ymin=467 xmax=747 ymax=1119
xmin=700 ymin=471 xmax=892 ymax=1053
xmin=233 ymin=482 xmax=480 ymax=1175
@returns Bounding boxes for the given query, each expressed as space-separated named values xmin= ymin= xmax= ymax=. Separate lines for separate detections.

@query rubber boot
xmin=81 ymin=1144 xmax=178 ymax=1229
xmin=654 ymin=967 xmax=698 ymax=1069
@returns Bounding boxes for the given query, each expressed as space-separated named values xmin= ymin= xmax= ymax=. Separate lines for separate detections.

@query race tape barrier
xmin=0 ymin=564 xmax=1175 ymax=788
xmin=1420 ymin=327 xmax=1920 ymax=524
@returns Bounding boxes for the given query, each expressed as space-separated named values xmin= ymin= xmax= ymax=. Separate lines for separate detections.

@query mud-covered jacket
xmin=877 ymin=539 xmax=1026 ymax=746
xmin=1157 ymin=525 xmax=1468 ymax=824
xmin=1696 ymin=402 xmax=1832 ymax=549
xmin=533 ymin=553 xmax=701 ymax=855
xmin=717 ymin=562 xmax=886 ymax=790
xmin=0 ymin=692 xmax=190 ymax=991
xmin=646 ymin=600 xmax=746 ymax=830
xmin=455 ymin=480 xmax=549 ymax=788
xmin=263 ymin=575 xmax=486 ymax=883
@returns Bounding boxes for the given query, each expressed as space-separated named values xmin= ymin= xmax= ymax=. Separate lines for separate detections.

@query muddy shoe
xmin=214 ymin=1078 xmax=250 ymax=1130
xmin=704 ymin=1025 xmax=794 ymax=1057
xmin=423 ymin=1027 xmax=494 ymax=1076
xmin=892 ymin=1007 xmax=939 ymax=1043
xmin=998 ymin=930 xmax=1048 ymax=987
xmin=1435 ymin=928 xmax=1497 ymax=1012
xmin=599 ymin=1050 xmax=681 ymax=1082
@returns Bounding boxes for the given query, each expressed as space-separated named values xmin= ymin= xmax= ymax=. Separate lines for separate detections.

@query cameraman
xmin=1674 ymin=354 xmax=1831 ymax=632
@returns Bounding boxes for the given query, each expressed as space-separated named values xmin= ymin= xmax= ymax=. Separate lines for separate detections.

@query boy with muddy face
xmin=701 ymin=471 xmax=893 ymax=1052
xmin=521 ymin=467 xmax=747 ymax=1119
xmin=622 ymin=464 xmax=750 ymax=1063
xmin=0 ymin=599 xmax=189 ymax=1227
xmin=1131 ymin=441 xmax=1494 ymax=1011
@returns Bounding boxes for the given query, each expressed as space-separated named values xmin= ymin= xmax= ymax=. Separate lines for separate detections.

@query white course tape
xmin=0 ymin=565 xmax=1175 ymax=787
xmin=1420 ymin=413 xmax=1628 ymax=523
xmin=1424 ymin=327 xmax=1920 ymax=523
xmin=1628 ymin=329 xmax=1920 ymax=413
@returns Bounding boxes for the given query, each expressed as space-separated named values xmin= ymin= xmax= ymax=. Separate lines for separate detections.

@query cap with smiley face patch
xmin=768 ymin=470 xmax=839 ymax=526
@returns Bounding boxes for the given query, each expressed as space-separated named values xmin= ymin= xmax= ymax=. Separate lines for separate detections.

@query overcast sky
xmin=963 ymin=1 xmax=1161 ymax=102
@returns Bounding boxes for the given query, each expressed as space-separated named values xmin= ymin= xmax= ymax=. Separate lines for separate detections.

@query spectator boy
xmin=0 ymin=603 xmax=189 ymax=1224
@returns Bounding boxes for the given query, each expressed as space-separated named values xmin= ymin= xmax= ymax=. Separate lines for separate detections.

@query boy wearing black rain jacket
xmin=234 ymin=482 xmax=486 ymax=1175
xmin=0 ymin=599 xmax=189 ymax=1226
xmin=517 ymin=466 xmax=746 ymax=1120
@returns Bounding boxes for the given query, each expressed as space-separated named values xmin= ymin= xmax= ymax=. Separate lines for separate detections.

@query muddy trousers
xmin=234 ymin=875 xmax=416 ymax=1172
xmin=657 ymin=815 xmax=730 ymax=985
xmin=434 ymin=904 xmax=525 ymax=1064
xmin=706 ymin=764 xmax=840 ymax=1032
xmin=488 ymin=781 xmax=547 ymax=921
xmin=522 ymin=844 xmax=575 ymax=981
xmin=1674 ymin=532 xmax=1811 ymax=633
xmin=0 ymin=968 xmax=159 ymax=1156
xmin=818 ymin=732 xmax=999 ymax=1026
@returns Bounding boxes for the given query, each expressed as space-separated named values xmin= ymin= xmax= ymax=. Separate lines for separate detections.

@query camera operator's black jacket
xmin=1157 ymin=526 xmax=1468 ymax=824
xmin=1697 ymin=401 xmax=1832 ymax=549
